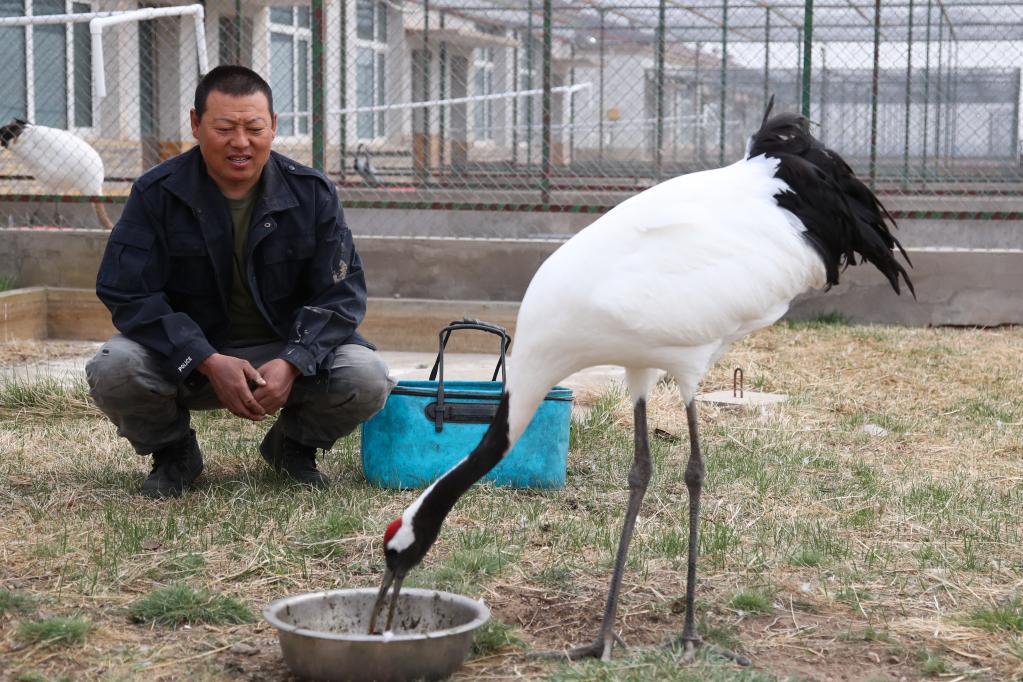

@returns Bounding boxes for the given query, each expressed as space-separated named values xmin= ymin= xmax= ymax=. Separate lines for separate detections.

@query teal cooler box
xmin=360 ymin=320 xmax=573 ymax=489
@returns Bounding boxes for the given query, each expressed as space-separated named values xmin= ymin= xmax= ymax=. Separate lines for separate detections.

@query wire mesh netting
xmin=1 ymin=0 xmax=1022 ymax=226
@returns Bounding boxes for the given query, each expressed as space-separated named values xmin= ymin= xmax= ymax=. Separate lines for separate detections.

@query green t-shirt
xmin=227 ymin=190 xmax=278 ymax=346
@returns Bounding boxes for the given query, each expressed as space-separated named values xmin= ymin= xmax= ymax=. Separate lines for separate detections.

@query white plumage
xmin=370 ymin=103 xmax=913 ymax=662
xmin=1 ymin=118 xmax=112 ymax=228
xmin=505 ymin=154 xmax=828 ymax=440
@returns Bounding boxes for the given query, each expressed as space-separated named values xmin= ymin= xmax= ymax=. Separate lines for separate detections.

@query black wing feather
xmin=748 ymin=109 xmax=914 ymax=297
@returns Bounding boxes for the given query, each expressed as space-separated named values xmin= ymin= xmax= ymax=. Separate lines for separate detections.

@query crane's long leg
xmin=680 ymin=399 xmax=704 ymax=652
xmin=675 ymin=400 xmax=751 ymax=666
xmin=533 ymin=397 xmax=652 ymax=662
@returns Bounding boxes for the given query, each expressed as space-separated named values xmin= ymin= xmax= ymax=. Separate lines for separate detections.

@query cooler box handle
xmin=427 ymin=318 xmax=512 ymax=432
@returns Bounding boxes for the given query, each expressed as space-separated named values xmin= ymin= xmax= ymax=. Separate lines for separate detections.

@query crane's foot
xmin=529 ymin=631 xmax=627 ymax=662
xmin=670 ymin=635 xmax=752 ymax=666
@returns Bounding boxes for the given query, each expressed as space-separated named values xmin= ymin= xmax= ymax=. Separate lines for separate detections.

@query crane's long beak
xmin=367 ymin=567 xmax=405 ymax=634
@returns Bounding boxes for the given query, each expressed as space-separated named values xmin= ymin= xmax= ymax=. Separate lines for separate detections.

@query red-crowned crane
xmin=1 ymin=118 xmax=113 ymax=229
xmin=368 ymin=100 xmax=914 ymax=663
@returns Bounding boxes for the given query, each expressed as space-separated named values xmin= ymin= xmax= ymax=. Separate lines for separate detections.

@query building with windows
xmin=0 ymin=1 xmax=573 ymax=189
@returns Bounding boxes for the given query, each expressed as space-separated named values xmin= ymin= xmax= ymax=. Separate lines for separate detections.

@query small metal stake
xmin=733 ymin=367 xmax=744 ymax=399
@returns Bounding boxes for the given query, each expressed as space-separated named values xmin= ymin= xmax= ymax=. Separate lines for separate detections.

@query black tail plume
xmin=748 ymin=109 xmax=914 ymax=298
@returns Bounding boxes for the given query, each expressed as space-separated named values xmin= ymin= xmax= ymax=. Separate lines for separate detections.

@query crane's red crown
xmin=384 ymin=518 xmax=403 ymax=545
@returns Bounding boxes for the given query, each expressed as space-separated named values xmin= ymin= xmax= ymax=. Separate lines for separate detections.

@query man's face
xmin=190 ymin=90 xmax=276 ymax=197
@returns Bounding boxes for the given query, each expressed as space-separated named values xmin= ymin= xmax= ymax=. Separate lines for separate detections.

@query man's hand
xmin=252 ymin=358 xmax=301 ymax=415
xmin=197 ymin=353 xmax=267 ymax=421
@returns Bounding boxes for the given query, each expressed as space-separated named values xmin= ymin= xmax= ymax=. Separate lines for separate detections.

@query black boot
xmin=142 ymin=430 xmax=204 ymax=498
xmin=260 ymin=421 xmax=330 ymax=488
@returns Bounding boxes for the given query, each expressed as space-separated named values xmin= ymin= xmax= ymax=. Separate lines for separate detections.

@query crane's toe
xmin=529 ymin=632 xmax=625 ymax=661
xmin=667 ymin=635 xmax=752 ymax=666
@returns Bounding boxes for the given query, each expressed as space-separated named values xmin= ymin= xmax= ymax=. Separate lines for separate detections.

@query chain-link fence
xmin=1 ymin=0 xmax=1022 ymax=226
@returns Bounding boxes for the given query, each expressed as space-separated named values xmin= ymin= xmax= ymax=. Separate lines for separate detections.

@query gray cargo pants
xmin=86 ymin=335 xmax=395 ymax=454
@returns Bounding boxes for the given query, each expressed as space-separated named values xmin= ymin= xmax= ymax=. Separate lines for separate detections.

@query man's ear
xmin=270 ymin=112 xmax=277 ymax=137
xmin=189 ymin=109 xmax=200 ymax=139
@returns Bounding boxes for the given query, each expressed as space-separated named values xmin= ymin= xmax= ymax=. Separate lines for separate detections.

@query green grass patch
xmin=0 ymin=273 xmax=15 ymax=292
xmin=0 ymin=588 xmax=36 ymax=615
xmin=298 ymin=512 xmax=365 ymax=557
xmin=470 ymin=618 xmax=523 ymax=657
xmin=959 ymin=397 xmax=1017 ymax=423
xmin=547 ymin=645 xmax=774 ymax=682
xmin=965 ymin=598 xmax=1023 ymax=632
xmin=835 ymin=586 xmax=874 ymax=607
xmin=17 ymin=616 xmax=92 ymax=647
xmin=916 ymin=647 xmax=948 ymax=676
xmin=128 ymin=584 xmax=255 ymax=626
xmin=840 ymin=625 xmax=890 ymax=642
xmin=783 ymin=311 xmax=851 ymax=329
xmin=146 ymin=553 xmax=206 ymax=582
xmin=0 ymin=376 xmax=94 ymax=413
xmin=729 ymin=588 xmax=773 ymax=616
xmin=532 ymin=563 xmax=577 ymax=592
xmin=15 ymin=673 xmax=73 ymax=682
xmin=422 ymin=544 xmax=515 ymax=593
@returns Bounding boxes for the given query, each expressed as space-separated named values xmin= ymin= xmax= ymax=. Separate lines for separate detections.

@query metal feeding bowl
xmin=263 ymin=588 xmax=491 ymax=682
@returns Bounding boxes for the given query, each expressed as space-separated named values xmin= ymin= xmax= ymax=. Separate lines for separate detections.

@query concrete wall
xmin=2 ymin=227 xmax=1022 ymax=330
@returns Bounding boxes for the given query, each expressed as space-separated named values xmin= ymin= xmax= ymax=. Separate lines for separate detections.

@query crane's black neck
xmin=413 ymin=393 xmax=511 ymax=537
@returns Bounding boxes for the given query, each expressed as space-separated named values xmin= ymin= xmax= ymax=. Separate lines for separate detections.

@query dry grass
xmin=0 ymin=340 xmax=97 ymax=366
xmin=1 ymin=324 xmax=1022 ymax=681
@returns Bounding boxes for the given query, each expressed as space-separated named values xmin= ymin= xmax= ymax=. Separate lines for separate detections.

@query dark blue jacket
xmin=96 ymin=147 xmax=371 ymax=382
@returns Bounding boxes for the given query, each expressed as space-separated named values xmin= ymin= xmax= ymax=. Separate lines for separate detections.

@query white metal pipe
xmin=90 ymin=4 xmax=207 ymax=98
xmin=329 ymin=82 xmax=592 ymax=116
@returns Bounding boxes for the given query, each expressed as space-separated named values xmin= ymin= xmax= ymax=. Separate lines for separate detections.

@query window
xmin=0 ymin=0 xmax=93 ymax=129
xmin=355 ymin=0 xmax=387 ymax=139
xmin=473 ymin=47 xmax=494 ymax=141
xmin=268 ymin=6 xmax=310 ymax=136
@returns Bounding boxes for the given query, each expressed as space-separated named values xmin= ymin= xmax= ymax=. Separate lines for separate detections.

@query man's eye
xmin=216 ymin=128 xmax=233 ymax=133
xmin=248 ymin=128 xmax=264 ymax=134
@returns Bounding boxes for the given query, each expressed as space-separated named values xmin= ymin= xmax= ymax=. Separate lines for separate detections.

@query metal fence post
xmin=541 ymin=0 xmax=551 ymax=206
xmin=820 ymin=46 xmax=827 ymax=141
xmin=569 ymin=42 xmax=575 ymax=165
xmin=869 ymin=0 xmax=880 ymax=188
xmin=512 ymin=34 xmax=519 ymax=167
xmin=311 ymin=0 xmax=325 ymax=172
xmin=922 ymin=0 xmax=932 ymax=179
xmin=763 ymin=8 xmax=770 ymax=110
xmin=415 ymin=0 xmax=431 ymax=183
xmin=527 ymin=0 xmax=534 ymax=169
xmin=935 ymin=9 xmax=944 ymax=163
xmin=234 ymin=0 xmax=242 ymax=63
xmin=655 ymin=0 xmax=665 ymax=181
xmin=598 ymin=8 xmax=605 ymax=164
xmin=902 ymin=0 xmax=914 ymax=188
xmin=439 ymin=12 xmax=447 ymax=171
xmin=695 ymin=41 xmax=703 ymax=165
xmin=801 ymin=0 xmax=813 ymax=119
xmin=339 ymin=0 xmax=347 ymax=178
xmin=719 ymin=0 xmax=728 ymax=167
xmin=1013 ymin=65 xmax=1021 ymax=161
